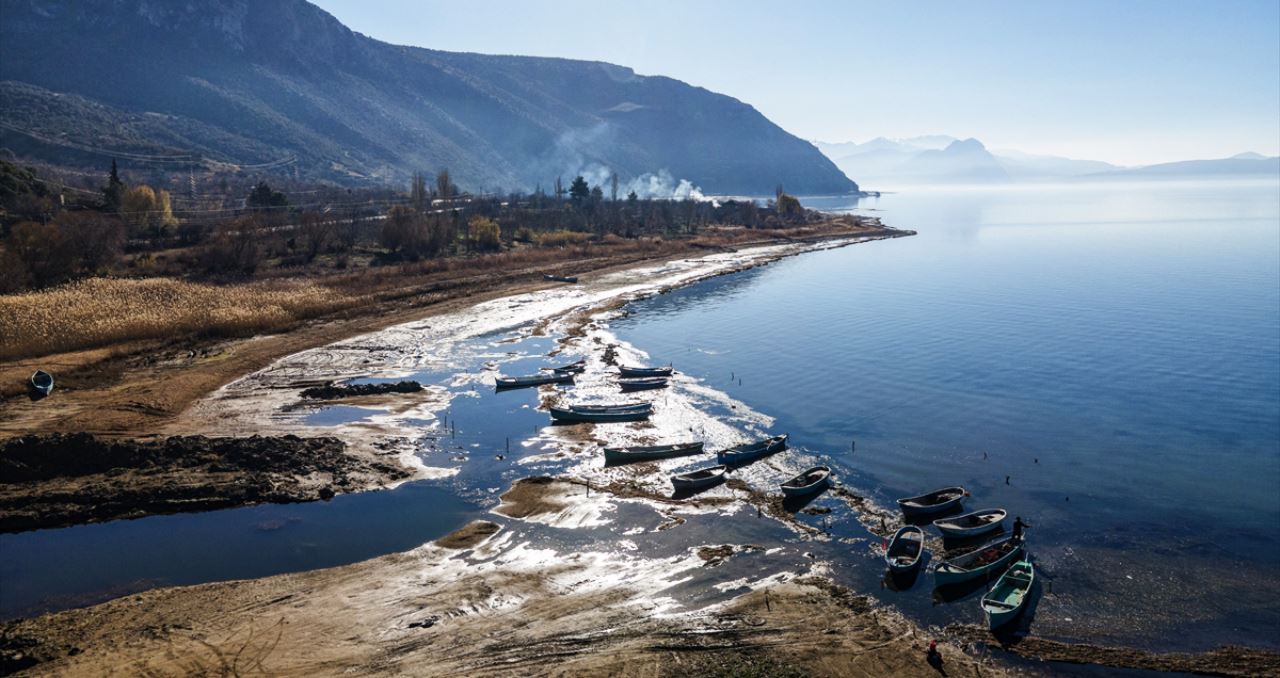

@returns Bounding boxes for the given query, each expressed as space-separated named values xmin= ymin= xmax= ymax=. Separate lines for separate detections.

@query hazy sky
xmin=312 ymin=0 xmax=1280 ymax=166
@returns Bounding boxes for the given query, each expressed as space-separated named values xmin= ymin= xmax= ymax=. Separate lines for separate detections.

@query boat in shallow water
xmin=549 ymin=402 xmax=653 ymax=423
xmin=933 ymin=508 xmax=1007 ymax=539
xmin=30 ymin=370 xmax=53 ymax=396
xmin=885 ymin=525 xmax=925 ymax=573
xmin=716 ymin=434 xmax=788 ymax=465
xmin=981 ymin=560 xmax=1034 ymax=629
xmin=780 ymin=465 xmax=831 ymax=497
xmin=619 ymin=377 xmax=669 ymax=391
xmin=933 ymin=535 xmax=1024 ymax=586
xmin=603 ymin=441 xmax=704 ymax=464
xmin=897 ymin=486 xmax=965 ymax=517
xmin=671 ymin=464 xmax=727 ymax=492
xmin=495 ymin=372 xmax=574 ymax=389
xmin=618 ymin=365 xmax=673 ymax=378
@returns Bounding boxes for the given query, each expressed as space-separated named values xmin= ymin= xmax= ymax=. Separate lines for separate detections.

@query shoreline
xmin=4 ymin=224 xmax=1277 ymax=676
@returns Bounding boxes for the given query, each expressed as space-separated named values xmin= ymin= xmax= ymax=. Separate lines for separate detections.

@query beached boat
xmin=543 ymin=359 xmax=586 ymax=373
xmin=981 ymin=560 xmax=1035 ymax=629
xmin=716 ymin=434 xmax=789 ymax=465
xmin=619 ymin=377 xmax=669 ymax=391
xmin=671 ymin=464 xmax=727 ymax=492
xmin=933 ymin=535 xmax=1025 ymax=586
xmin=897 ymin=486 xmax=966 ymax=517
xmin=618 ymin=365 xmax=674 ymax=378
xmin=566 ymin=402 xmax=650 ymax=412
xmin=933 ymin=508 xmax=1007 ymax=539
xmin=30 ymin=370 xmax=53 ymax=396
xmin=495 ymin=372 xmax=575 ymax=389
xmin=780 ymin=465 xmax=832 ymax=497
xmin=543 ymin=274 xmax=578 ymax=283
xmin=603 ymin=441 xmax=704 ymax=464
xmin=885 ymin=525 xmax=925 ymax=573
xmin=549 ymin=403 xmax=653 ymax=423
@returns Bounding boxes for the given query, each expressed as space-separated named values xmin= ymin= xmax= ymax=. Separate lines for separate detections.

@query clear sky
xmin=312 ymin=0 xmax=1280 ymax=166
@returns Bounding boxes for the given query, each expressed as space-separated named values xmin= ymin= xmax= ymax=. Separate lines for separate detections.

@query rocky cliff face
xmin=0 ymin=0 xmax=857 ymax=194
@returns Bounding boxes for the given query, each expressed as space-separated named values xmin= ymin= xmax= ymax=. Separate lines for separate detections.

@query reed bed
xmin=0 ymin=278 xmax=360 ymax=360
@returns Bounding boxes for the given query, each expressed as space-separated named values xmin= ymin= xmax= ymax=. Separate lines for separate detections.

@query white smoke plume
xmin=537 ymin=123 xmax=710 ymax=201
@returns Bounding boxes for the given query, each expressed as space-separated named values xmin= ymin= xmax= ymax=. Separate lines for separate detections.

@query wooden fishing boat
xmin=549 ymin=403 xmax=652 ymax=423
xmin=671 ymin=464 xmax=727 ymax=492
xmin=780 ymin=465 xmax=831 ymax=497
xmin=618 ymin=365 xmax=673 ymax=378
xmin=885 ymin=525 xmax=925 ymax=573
xmin=981 ymin=560 xmax=1035 ymax=629
xmin=716 ymin=434 xmax=788 ymax=465
xmin=543 ymin=359 xmax=586 ymax=373
xmin=897 ymin=486 xmax=966 ymax=517
xmin=566 ymin=402 xmax=650 ymax=412
xmin=30 ymin=370 xmax=53 ymax=396
xmin=603 ymin=441 xmax=704 ymax=464
xmin=933 ymin=508 xmax=1007 ymax=539
xmin=619 ymin=377 xmax=669 ymax=391
xmin=933 ymin=535 xmax=1025 ymax=586
xmin=495 ymin=372 xmax=574 ymax=389
xmin=543 ymin=274 xmax=578 ymax=283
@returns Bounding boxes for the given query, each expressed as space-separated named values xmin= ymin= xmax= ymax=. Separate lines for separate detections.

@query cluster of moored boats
xmin=495 ymin=359 xmax=676 ymax=399
xmin=606 ymin=433 xmax=833 ymax=501
xmin=885 ymin=486 xmax=1035 ymax=630
xmin=496 ymin=356 xmax=1033 ymax=632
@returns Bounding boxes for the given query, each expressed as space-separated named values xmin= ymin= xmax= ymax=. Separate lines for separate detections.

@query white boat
xmin=981 ymin=560 xmax=1034 ymax=629
xmin=932 ymin=508 xmax=1007 ymax=539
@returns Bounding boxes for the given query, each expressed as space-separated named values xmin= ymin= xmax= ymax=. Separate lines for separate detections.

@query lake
xmin=610 ymin=179 xmax=1280 ymax=650
xmin=2 ymin=179 xmax=1277 ymax=658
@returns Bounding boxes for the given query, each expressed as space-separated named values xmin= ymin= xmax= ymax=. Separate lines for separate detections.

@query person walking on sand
xmin=1012 ymin=516 xmax=1031 ymax=544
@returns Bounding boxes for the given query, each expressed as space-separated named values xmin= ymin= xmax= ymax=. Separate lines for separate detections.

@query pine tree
xmin=102 ymin=159 xmax=125 ymax=212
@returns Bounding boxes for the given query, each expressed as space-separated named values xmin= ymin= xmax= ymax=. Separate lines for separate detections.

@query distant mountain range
xmin=813 ymin=136 xmax=1278 ymax=188
xmin=0 ymin=0 xmax=855 ymax=196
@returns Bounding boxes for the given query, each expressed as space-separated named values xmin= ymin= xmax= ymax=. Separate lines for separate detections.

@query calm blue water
xmin=609 ymin=179 xmax=1280 ymax=649
xmin=1 ymin=179 xmax=1276 ymax=662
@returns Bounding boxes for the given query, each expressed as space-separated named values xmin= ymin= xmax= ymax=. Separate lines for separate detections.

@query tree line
xmin=0 ymin=161 xmax=818 ymax=293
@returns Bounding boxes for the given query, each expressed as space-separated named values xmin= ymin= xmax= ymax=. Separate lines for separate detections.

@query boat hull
xmin=619 ymin=366 xmax=673 ymax=378
xmin=603 ymin=442 xmax=704 ymax=464
xmin=30 ymin=371 xmax=53 ymax=396
xmin=897 ymin=487 xmax=966 ymax=517
xmin=496 ymin=373 xmax=574 ymax=389
xmin=933 ymin=509 xmax=1007 ymax=538
xmin=619 ymin=377 xmax=668 ymax=391
xmin=671 ymin=465 xmax=726 ymax=491
xmin=780 ymin=466 xmax=832 ymax=497
xmin=933 ymin=538 xmax=1024 ymax=586
xmin=885 ymin=525 xmax=925 ymax=573
xmin=550 ymin=406 xmax=652 ymax=423
xmin=717 ymin=435 xmax=789 ymax=465
xmin=982 ymin=561 xmax=1035 ymax=629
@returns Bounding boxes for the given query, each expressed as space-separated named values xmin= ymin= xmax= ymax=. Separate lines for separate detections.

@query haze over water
xmin=611 ymin=179 xmax=1280 ymax=649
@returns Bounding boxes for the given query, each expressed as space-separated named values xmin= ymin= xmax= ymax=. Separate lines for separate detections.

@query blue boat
xmin=619 ymin=365 xmax=673 ymax=378
xmin=716 ymin=434 xmax=788 ymax=465
xmin=549 ymin=402 xmax=652 ymax=423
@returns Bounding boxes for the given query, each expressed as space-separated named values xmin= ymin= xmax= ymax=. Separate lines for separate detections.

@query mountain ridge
xmin=0 ymin=0 xmax=856 ymax=195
